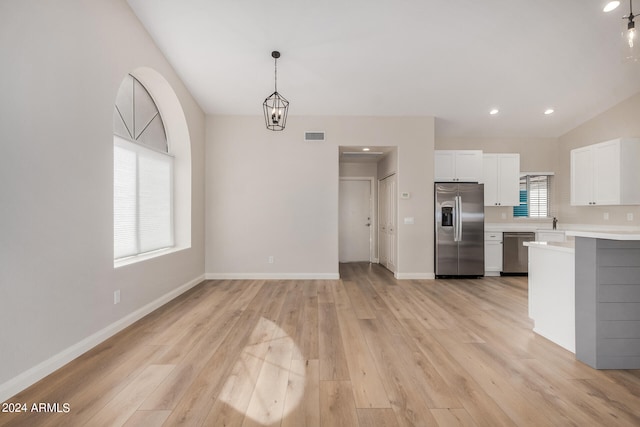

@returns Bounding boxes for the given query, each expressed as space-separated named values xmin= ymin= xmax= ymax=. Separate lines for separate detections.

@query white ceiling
xmin=127 ymin=0 xmax=640 ymax=139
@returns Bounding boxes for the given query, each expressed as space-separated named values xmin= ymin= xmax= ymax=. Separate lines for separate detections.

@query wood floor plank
xmin=332 ymin=280 xmax=353 ymax=310
xmin=85 ymin=364 xmax=175 ymax=427
xmin=356 ymin=408 xmax=399 ymax=426
xmin=430 ymin=408 xmax=477 ymax=427
xmin=241 ymin=318 xmax=296 ymax=427
xmin=319 ymin=381 xmax=359 ymax=427
xmin=296 ymin=287 xmax=319 ymax=361
xmin=318 ymin=302 xmax=350 ymax=381
xmin=336 ymin=307 xmax=391 ymax=408
xmin=281 ymin=359 xmax=320 ymax=427
xmin=122 ymin=410 xmax=171 ymax=427
xmin=317 ymin=280 xmax=335 ymax=304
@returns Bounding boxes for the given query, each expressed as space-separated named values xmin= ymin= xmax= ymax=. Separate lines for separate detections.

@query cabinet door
xmin=570 ymin=146 xmax=593 ymax=206
xmin=497 ymin=154 xmax=520 ymax=206
xmin=593 ymin=140 xmax=620 ymax=205
xmin=484 ymin=232 xmax=503 ymax=273
xmin=434 ymin=151 xmax=456 ymax=181
xmin=454 ymin=151 xmax=483 ymax=182
xmin=483 ymin=154 xmax=499 ymax=206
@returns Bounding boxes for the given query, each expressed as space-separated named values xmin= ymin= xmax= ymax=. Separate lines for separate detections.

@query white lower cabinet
xmin=484 ymin=232 xmax=503 ymax=276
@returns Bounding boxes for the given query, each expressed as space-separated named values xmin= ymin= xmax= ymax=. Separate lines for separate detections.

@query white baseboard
xmin=0 ymin=275 xmax=205 ymax=403
xmin=205 ymin=273 xmax=340 ymax=280
xmin=394 ymin=272 xmax=436 ymax=280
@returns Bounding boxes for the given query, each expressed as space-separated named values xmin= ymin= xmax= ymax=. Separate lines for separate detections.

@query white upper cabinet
xmin=571 ymin=138 xmax=640 ymax=206
xmin=483 ymin=153 xmax=520 ymax=206
xmin=434 ymin=150 xmax=483 ymax=182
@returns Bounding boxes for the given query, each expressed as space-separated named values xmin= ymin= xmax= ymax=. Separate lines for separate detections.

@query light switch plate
xmin=604 ymin=212 xmax=609 ymax=220
xmin=404 ymin=217 xmax=415 ymax=225
xmin=628 ymin=213 xmax=634 ymax=221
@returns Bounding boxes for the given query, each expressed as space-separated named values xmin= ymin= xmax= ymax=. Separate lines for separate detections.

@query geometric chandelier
xmin=263 ymin=51 xmax=290 ymax=131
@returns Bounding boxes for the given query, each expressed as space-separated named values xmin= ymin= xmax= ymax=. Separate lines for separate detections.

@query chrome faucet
xmin=552 ymin=217 xmax=558 ymax=230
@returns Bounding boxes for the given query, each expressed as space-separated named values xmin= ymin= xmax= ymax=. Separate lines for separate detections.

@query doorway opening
xmin=338 ymin=146 xmax=397 ymax=273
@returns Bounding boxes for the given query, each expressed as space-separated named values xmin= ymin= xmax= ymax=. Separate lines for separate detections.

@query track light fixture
xmin=263 ymin=51 xmax=290 ymax=131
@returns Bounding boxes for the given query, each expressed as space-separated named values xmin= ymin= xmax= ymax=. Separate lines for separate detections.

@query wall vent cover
xmin=304 ymin=131 xmax=325 ymax=141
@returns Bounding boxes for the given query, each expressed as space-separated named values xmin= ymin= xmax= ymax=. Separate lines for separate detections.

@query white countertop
xmin=524 ymin=241 xmax=575 ymax=253
xmin=565 ymin=230 xmax=640 ymax=240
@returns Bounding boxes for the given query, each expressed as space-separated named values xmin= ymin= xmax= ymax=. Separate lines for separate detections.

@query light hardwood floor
xmin=2 ymin=263 xmax=640 ymax=426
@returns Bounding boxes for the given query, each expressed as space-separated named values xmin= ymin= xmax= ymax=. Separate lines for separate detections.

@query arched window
xmin=113 ymin=75 xmax=174 ymax=260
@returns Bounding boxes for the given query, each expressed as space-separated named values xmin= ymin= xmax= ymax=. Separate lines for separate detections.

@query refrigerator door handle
xmin=457 ymin=195 xmax=463 ymax=241
xmin=454 ymin=195 xmax=461 ymax=242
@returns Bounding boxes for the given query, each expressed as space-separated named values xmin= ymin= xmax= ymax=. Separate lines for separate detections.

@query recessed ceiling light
xmin=544 ymin=108 xmax=555 ymax=115
xmin=362 ymin=147 xmax=370 ymax=151
xmin=489 ymin=109 xmax=499 ymax=115
xmin=603 ymin=1 xmax=620 ymax=12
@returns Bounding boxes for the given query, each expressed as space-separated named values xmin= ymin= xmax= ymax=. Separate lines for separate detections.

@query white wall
xmin=206 ymin=116 xmax=435 ymax=279
xmin=556 ymin=91 xmax=640 ymax=227
xmin=339 ymin=162 xmax=379 ymax=178
xmin=0 ymin=0 xmax=205 ymax=398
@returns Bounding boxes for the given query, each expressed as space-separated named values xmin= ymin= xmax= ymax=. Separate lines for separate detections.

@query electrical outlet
xmin=501 ymin=212 xmax=507 ymax=220
xmin=627 ymin=213 xmax=634 ymax=221
xmin=114 ymin=290 xmax=121 ymax=305
xmin=268 ymin=256 xmax=274 ymax=264
xmin=604 ymin=212 xmax=609 ymax=220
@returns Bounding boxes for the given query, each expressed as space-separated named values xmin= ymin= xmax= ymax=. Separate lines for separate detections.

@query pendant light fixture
xmin=263 ymin=51 xmax=290 ymax=131
xmin=623 ymin=0 xmax=639 ymax=61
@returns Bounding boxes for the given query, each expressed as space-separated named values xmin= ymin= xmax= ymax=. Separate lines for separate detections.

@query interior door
xmin=378 ymin=174 xmax=397 ymax=273
xmin=339 ymin=179 xmax=372 ymax=262
xmin=378 ymin=178 xmax=388 ymax=266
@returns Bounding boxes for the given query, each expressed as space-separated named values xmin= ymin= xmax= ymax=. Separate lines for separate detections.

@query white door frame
xmin=339 ymin=177 xmax=376 ymax=263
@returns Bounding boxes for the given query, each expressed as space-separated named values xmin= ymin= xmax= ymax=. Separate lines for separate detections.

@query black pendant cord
xmin=272 ymin=51 xmax=281 ymax=94
xmin=274 ymin=56 xmax=278 ymax=93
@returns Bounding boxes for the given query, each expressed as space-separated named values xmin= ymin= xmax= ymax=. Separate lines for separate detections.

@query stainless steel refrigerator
xmin=435 ymin=183 xmax=485 ymax=277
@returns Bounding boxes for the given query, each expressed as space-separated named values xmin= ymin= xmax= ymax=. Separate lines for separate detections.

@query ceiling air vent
xmin=304 ymin=131 xmax=325 ymax=142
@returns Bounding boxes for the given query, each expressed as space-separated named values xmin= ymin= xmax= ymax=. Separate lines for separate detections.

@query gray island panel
xmin=575 ymin=237 xmax=640 ymax=369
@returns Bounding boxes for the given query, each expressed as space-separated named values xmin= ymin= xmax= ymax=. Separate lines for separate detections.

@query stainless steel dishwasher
xmin=502 ymin=232 xmax=535 ymax=274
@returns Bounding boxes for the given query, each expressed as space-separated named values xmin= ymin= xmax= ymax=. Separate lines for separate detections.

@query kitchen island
xmin=526 ymin=231 xmax=640 ymax=369
xmin=524 ymin=241 xmax=575 ymax=353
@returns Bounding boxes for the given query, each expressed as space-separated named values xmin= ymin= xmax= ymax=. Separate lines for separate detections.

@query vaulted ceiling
xmin=128 ymin=0 xmax=640 ymax=138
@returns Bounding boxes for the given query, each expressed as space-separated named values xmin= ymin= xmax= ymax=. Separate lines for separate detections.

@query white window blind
xmin=114 ymin=136 xmax=174 ymax=260
xmin=513 ymin=174 xmax=552 ymax=218
xmin=528 ymin=175 xmax=550 ymax=218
